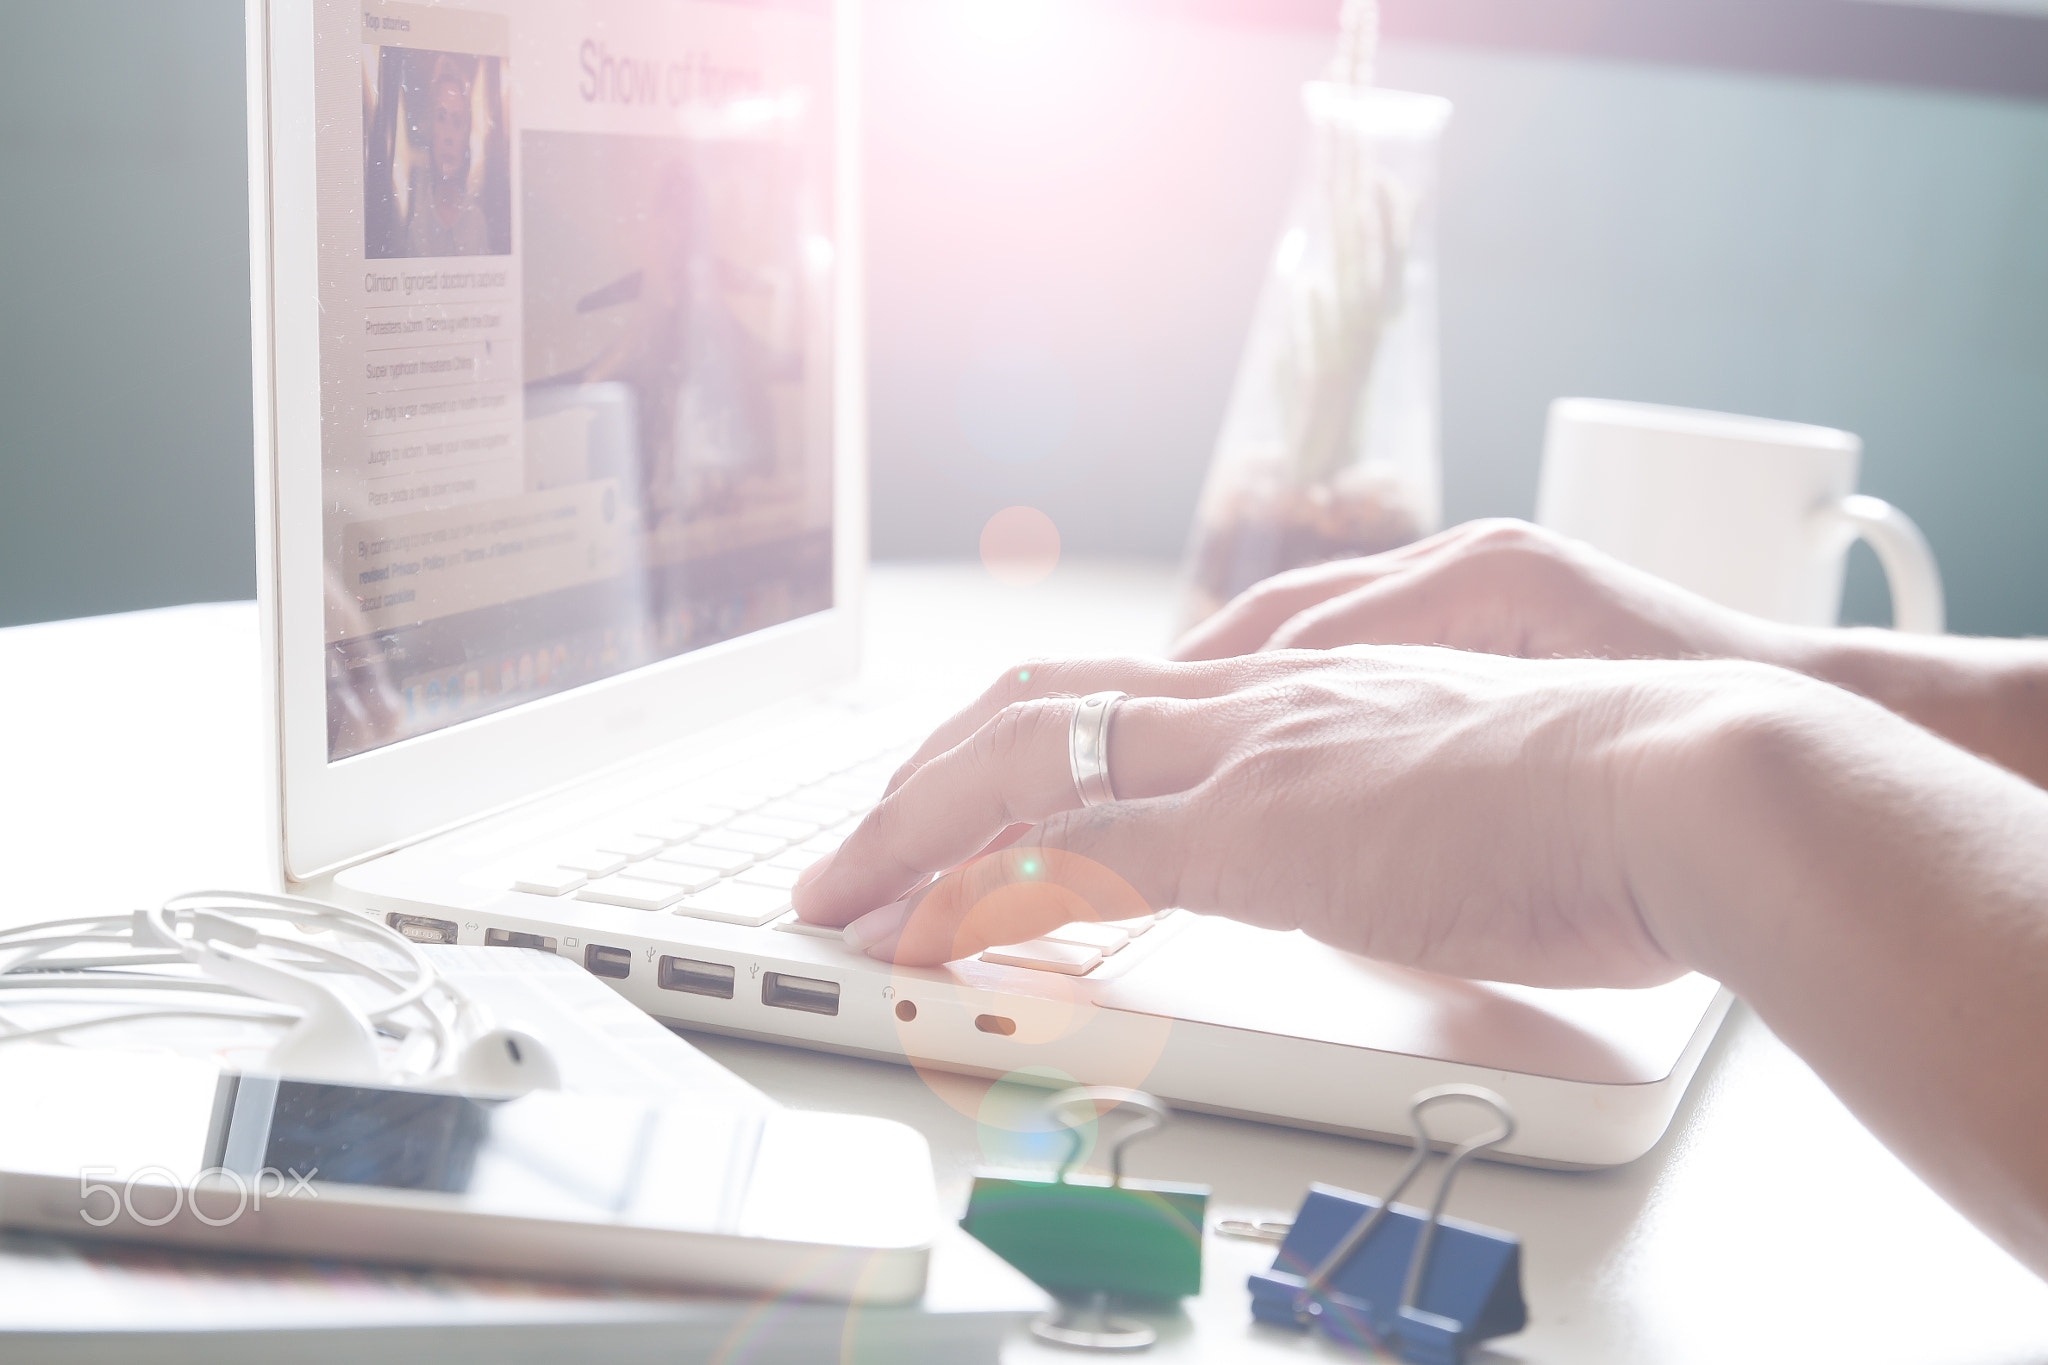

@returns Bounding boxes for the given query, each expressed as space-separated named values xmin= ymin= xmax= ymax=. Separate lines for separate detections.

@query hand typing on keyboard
xmin=796 ymin=521 xmax=2048 ymax=1287
xmin=788 ymin=645 xmax=1752 ymax=987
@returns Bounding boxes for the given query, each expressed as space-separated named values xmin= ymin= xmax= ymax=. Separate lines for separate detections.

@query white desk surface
xmin=3 ymin=560 xmax=2045 ymax=1362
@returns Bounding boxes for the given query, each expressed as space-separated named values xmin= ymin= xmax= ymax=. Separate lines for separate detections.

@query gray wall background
xmin=2 ymin=1 xmax=2044 ymax=635
xmin=0 ymin=3 xmax=255 ymax=624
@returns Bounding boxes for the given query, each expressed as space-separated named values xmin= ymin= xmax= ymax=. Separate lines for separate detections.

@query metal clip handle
xmin=1046 ymin=1086 xmax=1171 ymax=1187
xmin=1293 ymin=1084 xmax=1516 ymax=1323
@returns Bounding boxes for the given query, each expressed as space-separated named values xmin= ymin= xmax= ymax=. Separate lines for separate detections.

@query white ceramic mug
xmin=1535 ymin=398 xmax=1944 ymax=633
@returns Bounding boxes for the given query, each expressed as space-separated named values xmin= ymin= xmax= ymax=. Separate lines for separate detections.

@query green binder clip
xmin=960 ymin=1086 xmax=1209 ymax=1351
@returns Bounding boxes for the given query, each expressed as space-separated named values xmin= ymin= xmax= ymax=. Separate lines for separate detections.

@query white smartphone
xmin=0 ymin=1045 xmax=934 ymax=1301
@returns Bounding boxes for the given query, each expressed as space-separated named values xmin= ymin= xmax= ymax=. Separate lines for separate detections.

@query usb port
xmin=387 ymin=913 xmax=458 ymax=945
xmin=658 ymin=956 xmax=735 ymax=999
xmin=584 ymin=943 xmax=632 ymax=979
xmin=485 ymin=927 xmax=557 ymax=953
xmin=762 ymin=972 xmax=839 ymax=1016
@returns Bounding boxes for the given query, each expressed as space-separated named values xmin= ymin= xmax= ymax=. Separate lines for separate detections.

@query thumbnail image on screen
xmin=363 ymin=43 xmax=512 ymax=258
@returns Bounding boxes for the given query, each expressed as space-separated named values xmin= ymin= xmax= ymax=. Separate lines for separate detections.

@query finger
xmin=1260 ymin=577 xmax=1441 ymax=652
xmin=1170 ymin=561 xmax=1376 ymax=662
xmin=798 ymin=695 xmax=1217 ymax=926
xmin=880 ymin=655 xmax=1238 ymax=800
xmin=877 ymin=811 xmax=1181 ymax=966
xmin=793 ymin=693 xmax=1222 ymax=927
xmin=1261 ymin=539 xmax=1528 ymax=654
xmin=802 ymin=819 xmax=1027 ymax=908
xmin=1170 ymin=526 xmax=1473 ymax=662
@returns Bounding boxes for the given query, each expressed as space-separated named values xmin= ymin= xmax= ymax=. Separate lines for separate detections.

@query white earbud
xmin=5 ymin=894 xmax=524 ymax=1091
xmin=455 ymin=1027 xmax=562 ymax=1096
xmin=191 ymin=944 xmax=380 ymax=1083
xmin=145 ymin=908 xmax=386 ymax=1083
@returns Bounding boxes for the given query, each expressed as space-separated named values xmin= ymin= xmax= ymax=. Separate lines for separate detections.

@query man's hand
xmin=1172 ymin=518 xmax=1795 ymax=667
xmin=792 ymin=645 xmax=1800 ymax=985
xmin=1173 ymin=517 xmax=2048 ymax=789
xmin=788 ymin=529 xmax=2048 ymax=1281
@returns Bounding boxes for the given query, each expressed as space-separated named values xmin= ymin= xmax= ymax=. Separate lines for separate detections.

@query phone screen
xmin=209 ymin=1074 xmax=492 ymax=1193
xmin=0 ymin=1046 xmax=753 ymax=1231
xmin=203 ymin=1071 xmax=755 ymax=1226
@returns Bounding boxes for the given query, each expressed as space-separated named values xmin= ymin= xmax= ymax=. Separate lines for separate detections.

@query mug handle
xmin=1828 ymin=494 xmax=1945 ymax=634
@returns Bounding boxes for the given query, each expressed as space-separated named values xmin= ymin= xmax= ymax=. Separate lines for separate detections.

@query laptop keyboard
xmin=514 ymin=750 xmax=899 ymax=925
xmin=506 ymin=740 xmax=1169 ymax=976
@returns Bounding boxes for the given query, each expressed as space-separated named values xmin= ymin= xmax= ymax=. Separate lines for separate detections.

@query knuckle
xmin=1218 ymin=679 xmax=1350 ymax=766
xmin=865 ymin=788 xmax=946 ymax=879
xmin=980 ymin=699 xmax=1037 ymax=764
xmin=1247 ymin=563 xmax=1339 ymax=613
xmin=1263 ymin=673 xmax=1348 ymax=718
xmin=989 ymin=657 xmax=1062 ymax=705
xmin=861 ymin=795 xmax=910 ymax=862
xmin=1273 ymin=558 xmax=1352 ymax=590
xmin=1270 ymin=602 xmax=1342 ymax=651
xmin=1196 ymin=652 xmax=1259 ymax=689
xmin=973 ymin=699 xmax=1069 ymax=807
xmin=1262 ymin=619 xmax=1310 ymax=652
xmin=1087 ymin=653 xmax=1162 ymax=692
xmin=1212 ymin=649 xmax=1300 ymax=689
xmin=1243 ymin=572 xmax=1306 ymax=607
xmin=1464 ymin=517 xmax=1549 ymax=557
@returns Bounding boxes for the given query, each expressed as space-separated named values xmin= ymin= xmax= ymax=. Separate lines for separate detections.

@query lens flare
xmin=976 ymin=1067 xmax=1088 ymax=1167
xmin=979 ymin=505 xmax=1061 ymax=586
xmin=888 ymin=848 xmax=1174 ymax=1121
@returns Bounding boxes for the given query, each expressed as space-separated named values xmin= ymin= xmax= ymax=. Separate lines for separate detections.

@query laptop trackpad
xmin=1095 ymin=916 xmax=1719 ymax=1086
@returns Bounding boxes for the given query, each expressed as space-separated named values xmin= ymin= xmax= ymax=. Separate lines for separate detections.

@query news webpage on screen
xmin=312 ymin=0 xmax=835 ymax=761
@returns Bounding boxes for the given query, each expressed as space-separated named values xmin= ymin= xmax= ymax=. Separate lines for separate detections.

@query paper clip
xmin=1248 ymin=1084 xmax=1527 ymax=1365
xmin=960 ymin=1087 xmax=1209 ymax=1350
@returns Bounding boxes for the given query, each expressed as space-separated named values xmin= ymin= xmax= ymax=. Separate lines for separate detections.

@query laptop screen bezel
xmin=249 ymin=0 xmax=865 ymax=884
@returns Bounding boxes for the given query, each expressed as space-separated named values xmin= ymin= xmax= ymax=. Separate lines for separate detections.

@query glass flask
xmin=1179 ymin=84 xmax=1452 ymax=632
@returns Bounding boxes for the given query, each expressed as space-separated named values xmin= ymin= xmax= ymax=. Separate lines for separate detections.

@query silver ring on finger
xmin=1068 ymin=691 xmax=1127 ymax=808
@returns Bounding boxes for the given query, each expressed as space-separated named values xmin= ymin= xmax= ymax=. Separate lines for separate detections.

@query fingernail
xmin=842 ymin=899 xmax=910 ymax=953
xmin=863 ymin=928 xmax=905 ymax=962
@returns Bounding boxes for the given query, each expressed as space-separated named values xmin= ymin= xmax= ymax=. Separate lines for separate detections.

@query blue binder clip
xmin=1248 ymin=1085 xmax=1526 ymax=1365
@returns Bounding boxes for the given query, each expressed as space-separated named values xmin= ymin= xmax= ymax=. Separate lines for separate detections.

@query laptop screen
xmin=314 ymin=1 xmax=835 ymax=761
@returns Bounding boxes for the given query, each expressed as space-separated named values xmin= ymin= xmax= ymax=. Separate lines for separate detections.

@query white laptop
xmin=247 ymin=0 xmax=1728 ymax=1168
